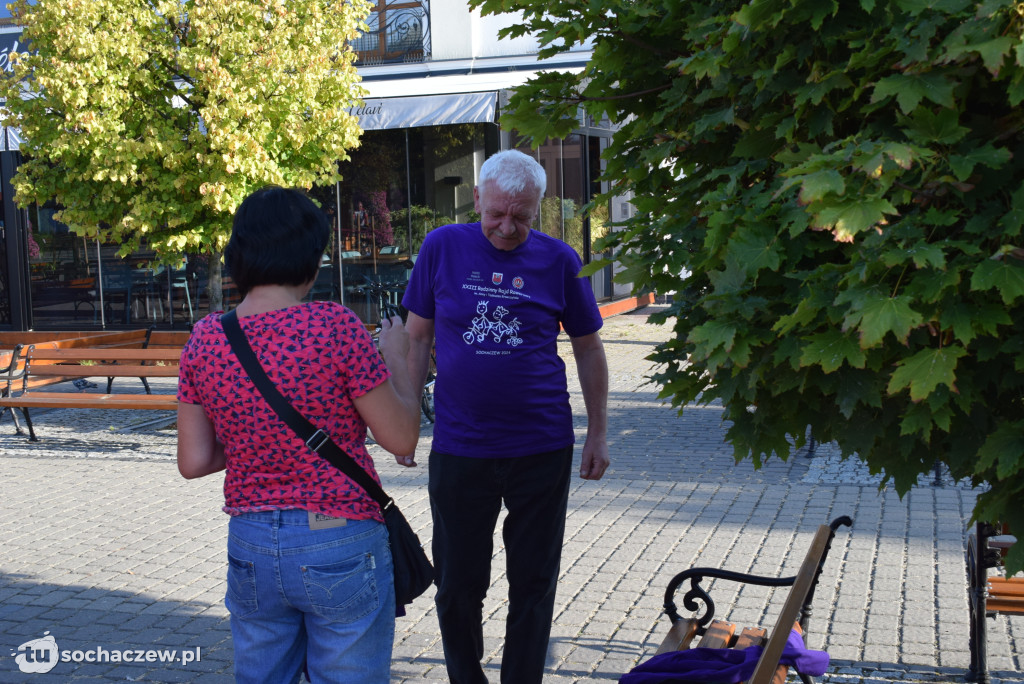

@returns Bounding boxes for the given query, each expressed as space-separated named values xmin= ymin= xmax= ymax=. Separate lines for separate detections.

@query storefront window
xmin=23 ymin=202 xmax=208 ymax=329
xmin=588 ymin=135 xmax=613 ymax=300
xmin=11 ymin=119 xmax=612 ymax=330
xmin=27 ymin=205 xmax=99 ymax=328
xmin=512 ymin=132 xmax=613 ymax=301
xmin=329 ymin=123 xmax=487 ymax=322
xmin=513 ymin=134 xmax=588 ymax=260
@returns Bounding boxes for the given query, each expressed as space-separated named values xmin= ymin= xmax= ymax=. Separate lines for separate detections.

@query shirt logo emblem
xmin=512 ymin=276 xmax=524 ymax=289
xmin=492 ymin=272 xmax=503 ymax=285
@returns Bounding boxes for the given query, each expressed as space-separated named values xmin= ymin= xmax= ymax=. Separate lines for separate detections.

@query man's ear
xmin=473 ymin=186 xmax=481 ymax=214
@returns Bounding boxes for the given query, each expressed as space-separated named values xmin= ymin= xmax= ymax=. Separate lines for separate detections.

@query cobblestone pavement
xmin=0 ymin=306 xmax=1020 ymax=683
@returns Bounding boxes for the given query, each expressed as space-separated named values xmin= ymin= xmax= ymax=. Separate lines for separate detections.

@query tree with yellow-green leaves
xmin=0 ymin=0 xmax=369 ymax=311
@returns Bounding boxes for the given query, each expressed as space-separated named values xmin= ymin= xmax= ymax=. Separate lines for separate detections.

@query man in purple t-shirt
xmin=403 ymin=150 xmax=610 ymax=684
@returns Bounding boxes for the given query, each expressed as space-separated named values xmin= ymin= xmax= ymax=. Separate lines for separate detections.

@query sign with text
xmin=352 ymin=91 xmax=496 ymax=131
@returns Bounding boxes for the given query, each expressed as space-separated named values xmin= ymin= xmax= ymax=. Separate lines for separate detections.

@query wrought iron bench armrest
xmin=663 ymin=516 xmax=853 ymax=634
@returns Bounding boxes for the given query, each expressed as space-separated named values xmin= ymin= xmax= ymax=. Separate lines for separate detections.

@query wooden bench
xmin=967 ymin=521 xmax=1023 ymax=683
xmin=640 ymin=516 xmax=852 ymax=684
xmin=0 ymin=332 xmax=182 ymax=441
xmin=0 ymin=329 xmax=191 ymax=350
xmin=1 ymin=328 xmax=156 ymax=394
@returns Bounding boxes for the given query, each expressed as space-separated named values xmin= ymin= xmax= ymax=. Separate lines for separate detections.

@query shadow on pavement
xmin=0 ymin=574 xmax=233 ymax=683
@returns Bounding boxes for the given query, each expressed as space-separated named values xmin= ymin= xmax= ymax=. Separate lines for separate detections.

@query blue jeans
xmin=429 ymin=446 xmax=573 ymax=684
xmin=226 ymin=510 xmax=395 ymax=683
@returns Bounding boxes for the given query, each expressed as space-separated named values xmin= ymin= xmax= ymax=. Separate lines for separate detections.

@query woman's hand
xmin=394 ymin=452 xmax=417 ymax=468
xmin=354 ymin=315 xmax=421 ymax=457
xmin=377 ymin=315 xmax=409 ymax=365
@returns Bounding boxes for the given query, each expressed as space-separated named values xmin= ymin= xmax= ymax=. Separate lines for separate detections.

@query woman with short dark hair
xmin=176 ymin=186 xmax=420 ymax=683
xmin=224 ymin=185 xmax=330 ymax=297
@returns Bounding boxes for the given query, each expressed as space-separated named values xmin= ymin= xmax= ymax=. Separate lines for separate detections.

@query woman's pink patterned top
xmin=178 ymin=301 xmax=390 ymax=521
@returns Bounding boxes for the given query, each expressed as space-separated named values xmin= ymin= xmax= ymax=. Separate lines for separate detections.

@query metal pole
xmin=342 ymin=179 xmax=350 ymax=305
xmin=405 ymin=128 xmax=412 ymax=254
xmin=96 ymin=240 xmax=106 ymax=328
xmin=1 ymin=151 xmax=31 ymax=329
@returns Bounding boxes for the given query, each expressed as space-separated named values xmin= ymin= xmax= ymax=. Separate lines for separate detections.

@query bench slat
xmin=696 ymin=620 xmax=735 ymax=649
xmin=1 ymin=331 xmax=109 ymax=345
xmin=21 ymin=376 xmax=88 ymax=391
xmin=655 ymin=618 xmax=698 ymax=655
xmin=148 ymin=331 xmax=192 ymax=347
xmin=56 ymin=330 xmax=149 ymax=345
xmin=0 ymin=393 xmax=177 ymax=410
xmin=987 ymin=597 xmax=1024 ymax=614
xmin=987 ymin=575 xmax=1024 ymax=615
xmin=27 ymin=349 xmax=181 ymax=362
xmin=989 ymin=577 xmax=1024 ymax=596
xmin=0 ymin=330 xmax=150 ymax=347
xmin=734 ymin=627 xmax=766 ymax=650
xmin=27 ymin=365 xmax=180 ymax=378
xmin=27 ymin=332 xmax=150 ymax=353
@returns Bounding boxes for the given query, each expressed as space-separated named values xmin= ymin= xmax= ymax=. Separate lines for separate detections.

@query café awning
xmin=354 ymin=67 xmax=581 ymax=131
xmin=352 ymin=90 xmax=497 ymax=131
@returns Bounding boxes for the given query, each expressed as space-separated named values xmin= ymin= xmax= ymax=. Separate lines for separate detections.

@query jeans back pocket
xmin=226 ymin=553 xmax=259 ymax=618
xmin=302 ymin=552 xmax=379 ymax=623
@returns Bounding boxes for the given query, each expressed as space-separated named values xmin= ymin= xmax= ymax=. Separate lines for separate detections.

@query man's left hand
xmin=580 ymin=436 xmax=609 ymax=480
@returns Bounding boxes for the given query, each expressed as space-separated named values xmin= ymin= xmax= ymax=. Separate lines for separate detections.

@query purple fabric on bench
xmin=620 ymin=629 xmax=829 ymax=684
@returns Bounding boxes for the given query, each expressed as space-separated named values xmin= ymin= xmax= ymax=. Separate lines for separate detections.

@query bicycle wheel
xmin=421 ymin=371 xmax=435 ymax=423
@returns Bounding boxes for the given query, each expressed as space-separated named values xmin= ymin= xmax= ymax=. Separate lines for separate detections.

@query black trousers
xmin=428 ymin=446 xmax=573 ymax=684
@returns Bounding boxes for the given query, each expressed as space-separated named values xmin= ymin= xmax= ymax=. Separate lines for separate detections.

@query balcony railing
xmin=353 ymin=0 xmax=430 ymax=65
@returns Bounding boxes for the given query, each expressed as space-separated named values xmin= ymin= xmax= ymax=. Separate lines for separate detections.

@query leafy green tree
xmin=1 ymin=0 xmax=369 ymax=310
xmin=476 ymin=0 xmax=1024 ymax=571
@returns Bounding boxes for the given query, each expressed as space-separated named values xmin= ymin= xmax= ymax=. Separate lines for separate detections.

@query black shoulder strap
xmin=220 ymin=309 xmax=393 ymax=513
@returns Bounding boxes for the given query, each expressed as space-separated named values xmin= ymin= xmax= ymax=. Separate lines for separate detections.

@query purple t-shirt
xmin=402 ymin=223 xmax=602 ymax=458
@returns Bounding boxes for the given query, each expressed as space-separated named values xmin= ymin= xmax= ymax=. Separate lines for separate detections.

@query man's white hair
xmin=478 ymin=150 xmax=546 ymax=199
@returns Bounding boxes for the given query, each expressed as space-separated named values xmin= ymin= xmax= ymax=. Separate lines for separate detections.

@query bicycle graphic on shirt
xmin=463 ymin=300 xmax=523 ymax=347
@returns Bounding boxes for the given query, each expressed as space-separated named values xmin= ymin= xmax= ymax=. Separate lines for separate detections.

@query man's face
xmin=474 ymin=181 xmax=539 ymax=251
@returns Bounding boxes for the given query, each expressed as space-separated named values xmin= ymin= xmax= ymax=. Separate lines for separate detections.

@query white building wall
xmin=426 ymin=1 xmax=588 ymax=62
xmin=426 ymin=0 xmax=475 ymax=60
xmin=469 ymin=11 xmax=540 ymax=59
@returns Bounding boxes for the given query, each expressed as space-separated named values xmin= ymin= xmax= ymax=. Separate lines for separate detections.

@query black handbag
xmin=221 ymin=310 xmax=434 ymax=616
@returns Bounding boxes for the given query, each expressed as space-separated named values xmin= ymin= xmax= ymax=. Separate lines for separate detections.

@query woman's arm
xmin=353 ymin=316 xmax=421 ymax=462
xmin=176 ymin=401 xmax=226 ymax=479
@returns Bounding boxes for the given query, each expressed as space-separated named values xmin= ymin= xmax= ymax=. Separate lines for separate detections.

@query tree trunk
xmin=207 ymin=250 xmax=224 ymax=313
